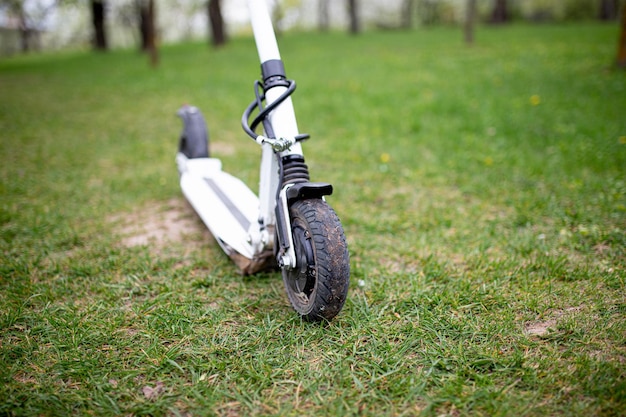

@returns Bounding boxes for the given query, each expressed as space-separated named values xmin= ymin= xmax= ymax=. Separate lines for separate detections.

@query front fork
xmin=276 ymin=185 xmax=297 ymax=268
xmin=274 ymin=175 xmax=333 ymax=269
xmin=242 ymin=58 xmax=332 ymax=269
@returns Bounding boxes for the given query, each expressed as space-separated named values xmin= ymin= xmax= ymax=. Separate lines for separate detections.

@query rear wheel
xmin=282 ymin=199 xmax=350 ymax=321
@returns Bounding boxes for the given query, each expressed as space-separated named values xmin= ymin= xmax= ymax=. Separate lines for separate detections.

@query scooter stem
xmin=247 ymin=0 xmax=301 ymax=151
xmin=248 ymin=0 xmax=281 ymax=62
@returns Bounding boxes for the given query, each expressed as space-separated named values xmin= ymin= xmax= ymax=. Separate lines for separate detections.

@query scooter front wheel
xmin=283 ymin=199 xmax=350 ymax=321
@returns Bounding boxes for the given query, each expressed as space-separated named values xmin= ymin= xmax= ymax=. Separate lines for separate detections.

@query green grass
xmin=1 ymin=23 xmax=625 ymax=416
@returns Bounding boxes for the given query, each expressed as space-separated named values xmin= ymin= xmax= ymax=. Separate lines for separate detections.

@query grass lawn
xmin=1 ymin=22 xmax=625 ymax=416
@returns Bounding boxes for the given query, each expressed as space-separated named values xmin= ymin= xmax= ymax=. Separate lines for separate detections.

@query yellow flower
xmin=530 ymin=95 xmax=541 ymax=106
xmin=619 ymin=136 xmax=626 ymax=145
xmin=484 ymin=156 xmax=494 ymax=166
xmin=380 ymin=153 xmax=391 ymax=163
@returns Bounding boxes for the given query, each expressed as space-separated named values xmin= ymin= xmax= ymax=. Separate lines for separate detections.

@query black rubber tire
xmin=282 ymin=199 xmax=350 ymax=321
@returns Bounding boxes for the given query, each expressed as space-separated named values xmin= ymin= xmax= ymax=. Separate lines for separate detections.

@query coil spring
xmin=282 ymin=155 xmax=310 ymax=185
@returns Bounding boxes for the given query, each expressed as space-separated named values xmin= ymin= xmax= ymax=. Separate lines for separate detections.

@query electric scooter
xmin=175 ymin=0 xmax=350 ymax=321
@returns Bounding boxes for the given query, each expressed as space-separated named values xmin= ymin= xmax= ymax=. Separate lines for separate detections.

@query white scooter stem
xmin=248 ymin=0 xmax=303 ymax=154
xmin=249 ymin=0 xmax=281 ymax=62
xmin=248 ymin=0 xmax=304 ymax=258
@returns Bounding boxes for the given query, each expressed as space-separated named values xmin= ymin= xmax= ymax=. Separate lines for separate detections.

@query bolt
xmin=280 ymin=255 xmax=292 ymax=270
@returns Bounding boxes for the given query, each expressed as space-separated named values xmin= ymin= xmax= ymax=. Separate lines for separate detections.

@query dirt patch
xmin=211 ymin=141 xmax=236 ymax=156
xmin=111 ymin=198 xmax=213 ymax=250
xmin=524 ymin=306 xmax=583 ymax=337
xmin=525 ymin=319 xmax=558 ymax=337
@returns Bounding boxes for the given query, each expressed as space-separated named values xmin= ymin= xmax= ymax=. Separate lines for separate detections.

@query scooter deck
xmin=177 ymin=154 xmax=259 ymax=262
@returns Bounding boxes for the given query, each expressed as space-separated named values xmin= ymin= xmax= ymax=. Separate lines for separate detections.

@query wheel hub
xmin=286 ymin=223 xmax=316 ymax=299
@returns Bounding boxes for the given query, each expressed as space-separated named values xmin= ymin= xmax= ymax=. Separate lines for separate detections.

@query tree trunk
xmin=617 ymin=4 xmax=626 ymax=68
xmin=138 ymin=1 xmax=149 ymax=51
xmin=137 ymin=0 xmax=157 ymax=65
xmin=146 ymin=0 xmax=158 ymax=66
xmin=464 ymin=0 xmax=477 ymax=45
xmin=347 ymin=0 xmax=359 ymax=34
xmin=599 ymin=0 xmax=619 ymax=21
xmin=17 ymin=4 xmax=30 ymax=52
xmin=91 ymin=0 xmax=107 ymax=50
xmin=319 ymin=0 xmax=329 ymax=32
xmin=208 ymin=0 xmax=226 ymax=46
xmin=490 ymin=0 xmax=508 ymax=24
xmin=401 ymin=0 xmax=414 ymax=29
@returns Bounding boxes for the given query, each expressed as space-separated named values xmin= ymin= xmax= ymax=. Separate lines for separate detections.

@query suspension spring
xmin=282 ymin=155 xmax=310 ymax=185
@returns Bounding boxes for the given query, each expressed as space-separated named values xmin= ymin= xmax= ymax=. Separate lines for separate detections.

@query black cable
xmin=241 ymin=80 xmax=299 ymax=140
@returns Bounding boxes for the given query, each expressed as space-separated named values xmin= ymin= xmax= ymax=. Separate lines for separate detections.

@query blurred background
xmin=0 ymin=0 xmax=623 ymax=57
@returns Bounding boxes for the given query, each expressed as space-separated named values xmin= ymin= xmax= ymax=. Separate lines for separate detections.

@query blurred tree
xmin=599 ymin=0 xmax=619 ymax=20
xmin=490 ymin=0 xmax=509 ymax=23
xmin=319 ymin=0 xmax=329 ymax=31
xmin=401 ymin=0 xmax=414 ymax=29
xmin=208 ymin=0 xmax=226 ymax=46
xmin=347 ymin=0 xmax=359 ymax=34
xmin=8 ymin=0 xmax=30 ymax=51
xmin=136 ymin=0 xmax=158 ymax=65
xmin=416 ymin=0 xmax=440 ymax=26
xmin=0 ymin=0 xmax=58 ymax=52
xmin=618 ymin=2 xmax=626 ymax=68
xmin=464 ymin=0 xmax=476 ymax=44
xmin=146 ymin=0 xmax=157 ymax=65
xmin=137 ymin=0 xmax=148 ymax=50
xmin=91 ymin=0 xmax=107 ymax=50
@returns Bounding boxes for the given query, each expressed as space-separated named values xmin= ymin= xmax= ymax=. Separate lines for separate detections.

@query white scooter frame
xmin=175 ymin=0 xmax=350 ymax=321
